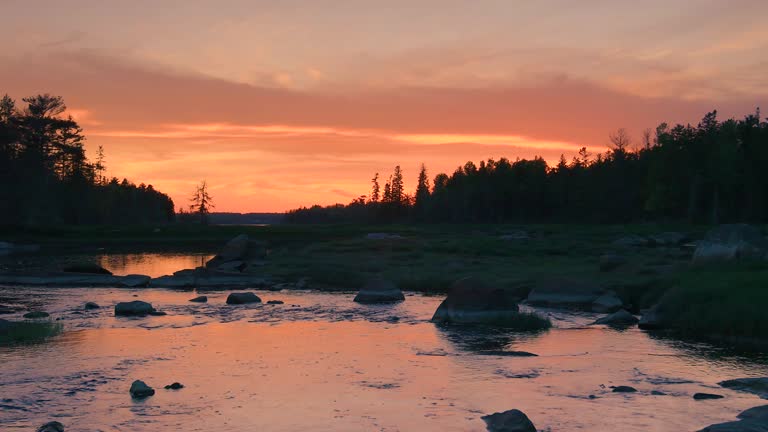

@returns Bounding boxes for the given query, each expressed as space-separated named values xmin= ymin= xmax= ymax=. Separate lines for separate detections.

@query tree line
xmin=285 ymin=109 xmax=768 ymax=224
xmin=0 ymin=93 xmax=175 ymax=225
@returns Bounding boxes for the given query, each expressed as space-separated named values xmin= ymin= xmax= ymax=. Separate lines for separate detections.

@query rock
xmin=0 ymin=242 xmax=39 ymax=255
xmin=638 ymin=306 xmax=664 ymax=330
xmin=164 ymin=382 xmax=184 ymax=390
xmin=216 ymin=260 xmax=245 ymax=272
xmin=739 ymin=406 xmax=768 ymax=421
xmin=37 ymin=421 xmax=65 ymax=432
xmin=477 ymin=351 xmax=538 ymax=357
xmin=592 ymin=291 xmax=623 ymax=313
xmin=121 ymin=274 xmax=151 ymax=288
xmin=205 ymin=234 xmax=266 ymax=270
xmin=599 ymin=254 xmax=627 ymax=272
xmin=481 ymin=409 xmax=537 ymax=432
xmin=651 ymin=390 xmax=667 ymax=396
xmin=62 ymin=263 xmax=112 ymax=275
xmin=129 ymin=380 xmax=155 ymax=398
xmin=226 ymin=292 xmax=262 ymax=305
xmin=695 ymin=393 xmax=725 ymax=400
xmin=592 ymin=309 xmax=639 ymax=326
xmin=613 ymin=235 xmax=649 ymax=247
xmin=267 ymin=300 xmax=284 ymax=305
xmin=365 ymin=232 xmax=403 ymax=240
xmin=84 ymin=302 xmax=100 ymax=310
xmin=23 ymin=311 xmax=50 ymax=319
xmin=693 ymin=224 xmax=768 ymax=264
xmin=150 ymin=274 xmax=196 ymax=288
xmin=526 ymin=279 xmax=604 ymax=310
xmin=114 ymin=301 xmax=155 ymax=317
xmin=699 ymin=421 xmax=768 ymax=431
xmin=148 ymin=310 xmax=167 ymax=316
xmin=188 ymin=296 xmax=208 ymax=303
xmin=431 ymin=277 xmax=521 ymax=324
xmin=720 ymin=378 xmax=768 ymax=399
xmin=354 ymin=278 xmax=405 ymax=304
xmin=651 ymin=232 xmax=688 ymax=246
xmin=612 ymin=386 xmax=637 ymax=393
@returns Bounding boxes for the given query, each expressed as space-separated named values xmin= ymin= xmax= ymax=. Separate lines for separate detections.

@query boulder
xmin=613 ymin=235 xmax=649 ymax=248
xmin=354 ymin=278 xmax=405 ymax=304
xmin=481 ymin=409 xmax=537 ymax=432
xmin=592 ymin=292 xmax=623 ymax=313
xmin=121 ymin=274 xmax=151 ymax=288
xmin=226 ymin=292 xmax=262 ymax=305
xmin=698 ymin=406 xmax=768 ymax=432
xmin=267 ymin=300 xmax=284 ymax=305
xmin=216 ymin=260 xmax=245 ymax=272
xmin=62 ymin=263 xmax=112 ymax=275
xmin=720 ymin=378 xmax=768 ymax=399
xmin=84 ymin=302 xmax=100 ymax=310
xmin=638 ymin=306 xmax=664 ymax=330
xmin=739 ymin=406 xmax=768 ymax=421
xmin=526 ymin=279 xmax=604 ymax=310
xmin=599 ymin=254 xmax=627 ymax=272
xmin=164 ymin=382 xmax=184 ymax=390
xmin=592 ymin=309 xmax=639 ymax=326
xmin=693 ymin=224 xmax=768 ymax=264
xmin=695 ymin=393 xmax=724 ymax=400
xmin=114 ymin=301 xmax=155 ymax=316
xmin=37 ymin=422 xmax=65 ymax=432
xmin=23 ymin=311 xmax=50 ymax=319
xmin=431 ymin=277 xmax=520 ymax=324
xmin=188 ymin=296 xmax=208 ymax=303
xmin=129 ymin=380 xmax=155 ymax=398
xmin=150 ymin=274 xmax=195 ymax=288
xmin=205 ymin=234 xmax=265 ymax=270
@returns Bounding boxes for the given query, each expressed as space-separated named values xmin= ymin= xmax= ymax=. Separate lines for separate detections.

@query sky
xmin=2 ymin=0 xmax=767 ymax=212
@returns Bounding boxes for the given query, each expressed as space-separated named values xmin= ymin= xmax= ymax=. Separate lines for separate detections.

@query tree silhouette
xmin=190 ymin=180 xmax=214 ymax=225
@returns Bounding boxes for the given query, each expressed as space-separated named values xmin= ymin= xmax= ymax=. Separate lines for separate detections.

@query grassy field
xmin=4 ymin=222 xmax=767 ymax=344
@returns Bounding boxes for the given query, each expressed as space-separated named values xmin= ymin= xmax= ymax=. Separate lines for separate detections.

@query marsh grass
xmin=0 ymin=320 xmax=63 ymax=345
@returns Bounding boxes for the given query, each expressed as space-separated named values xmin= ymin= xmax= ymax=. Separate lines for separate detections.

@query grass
xmin=0 ymin=320 xmax=63 ymax=345
xmin=654 ymin=263 xmax=768 ymax=340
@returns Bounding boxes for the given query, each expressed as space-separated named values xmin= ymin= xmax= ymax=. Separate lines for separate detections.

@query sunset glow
xmin=2 ymin=0 xmax=766 ymax=211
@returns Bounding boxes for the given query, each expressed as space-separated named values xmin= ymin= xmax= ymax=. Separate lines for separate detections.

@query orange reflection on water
xmin=97 ymin=253 xmax=214 ymax=277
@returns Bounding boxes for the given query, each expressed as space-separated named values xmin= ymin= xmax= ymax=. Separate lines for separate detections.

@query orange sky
xmin=2 ymin=1 xmax=767 ymax=211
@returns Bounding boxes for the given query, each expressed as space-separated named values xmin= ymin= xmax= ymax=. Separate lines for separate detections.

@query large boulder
xmin=592 ymin=291 xmax=624 ymax=313
xmin=226 ymin=292 xmax=262 ymax=305
xmin=354 ymin=278 xmax=405 ymax=304
xmin=693 ymin=224 xmax=768 ymax=264
xmin=62 ymin=263 xmax=112 ymax=275
xmin=431 ymin=277 xmax=520 ymax=324
xmin=651 ymin=232 xmax=688 ymax=247
xmin=720 ymin=378 xmax=768 ymax=399
xmin=526 ymin=279 xmax=605 ymax=310
xmin=698 ymin=405 xmax=768 ymax=431
xmin=482 ymin=409 xmax=537 ymax=432
xmin=205 ymin=234 xmax=266 ymax=271
xmin=114 ymin=301 xmax=155 ymax=316
xmin=638 ymin=306 xmax=665 ymax=330
xmin=592 ymin=309 xmax=639 ymax=326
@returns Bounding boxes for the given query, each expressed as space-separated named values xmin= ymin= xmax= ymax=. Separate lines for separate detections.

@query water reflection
xmin=98 ymin=253 xmax=214 ymax=277
xmin=436 ymin=323 xmax=547 ymax=353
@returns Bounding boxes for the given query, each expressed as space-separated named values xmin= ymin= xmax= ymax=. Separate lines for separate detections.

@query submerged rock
xmin=114 ymin=301 xmax=155 ymax=317
xmin=226 ymin=292 xmax=262 ymax=305
xmin=354 ymin=278 xmax=405 ymax=304
xmin=148 ymin=310 xmax=167 ymax=316
xmin=37 ymin=421 xmax=65 ymax=432
xmin=431 ymin=277 xmax=521 ymax=324
xmin=164 ymin=382 xmax=184 ymax=390
xmin=84 ymin=302 xmax=100 ymax=310
xmin=129 ymin=380 xmax=155 ymax=398
xmin=62 ymin=263 xmax=112 ymax=275
xmin=695 ymin=393 xmax=725 ymax=400
xmin=720 ymin=378 xmax=768 ymax=399
xmin=612 ymin=386 xmax=637 ymax=393
xmin=693 ymin=224 xmax=768 ymax=264
xmin=188 ymin=296 xmax=208 ymax=303
xmin=481 ymin=409 xmax=537 ymax=432
xmin=592 ymin=309 xmax=639 ymax=326
xmin=23 ymin=311 xmax=50 ymax=319
xmin=266 ymin=300 xmax=284 ymax=305
xmin=698 ymin=405 xmax=768 ymax=431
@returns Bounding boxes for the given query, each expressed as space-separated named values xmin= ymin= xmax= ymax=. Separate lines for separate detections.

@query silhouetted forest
xmin=0 ymin=94 xmax=175 ymax=225
xmin=286 ymin=110 xmax=768 ymax=224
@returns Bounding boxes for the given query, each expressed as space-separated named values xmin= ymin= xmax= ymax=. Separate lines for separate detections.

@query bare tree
xmin=609 ymin=128 xmax=632 ymax=152
xmin=190 ymin=180 xmax=214 ymax=225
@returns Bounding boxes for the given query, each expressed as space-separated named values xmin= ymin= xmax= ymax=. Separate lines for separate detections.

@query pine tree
xmin=370 ymin=172 xmax=380 ymax=203
xmin=190 ymin=180 xmax=214 ymax=225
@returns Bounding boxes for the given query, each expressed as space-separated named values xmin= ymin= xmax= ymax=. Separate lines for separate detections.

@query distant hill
xmin=208 ymin=212 xmax=285 ymax=225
